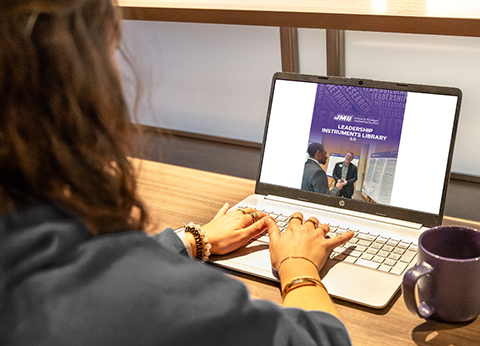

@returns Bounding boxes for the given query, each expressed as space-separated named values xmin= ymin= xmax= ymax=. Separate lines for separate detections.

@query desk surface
xmin=133 ymin=158 xmax=480 ymax=346
xmin=119 ymin=0 xmax=480 ymax=37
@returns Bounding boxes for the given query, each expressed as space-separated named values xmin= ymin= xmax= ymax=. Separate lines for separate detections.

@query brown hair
xmin=0 ymin=0 xmax=148 ymax=234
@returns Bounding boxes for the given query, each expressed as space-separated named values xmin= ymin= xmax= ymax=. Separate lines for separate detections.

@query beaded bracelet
xmin=281 ymin=276 xmax=328 ymax=299
xmin=183 ymin=222 xmax=211 ymax=262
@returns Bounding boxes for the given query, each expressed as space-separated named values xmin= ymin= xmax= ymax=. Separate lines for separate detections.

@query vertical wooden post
xmin=326 ymin=29 xmax=345 ymax=76
xmin=279 ymin=27 xmax=299 ymax=73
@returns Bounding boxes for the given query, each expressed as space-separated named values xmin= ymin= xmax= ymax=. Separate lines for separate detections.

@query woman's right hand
xmin=266 ymin=212 xmax=354 ymax=316
xmin=267 ymin=212 xmax=354 ymax=277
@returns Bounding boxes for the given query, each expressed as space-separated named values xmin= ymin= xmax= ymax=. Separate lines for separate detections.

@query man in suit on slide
xmin=301 ymin=142 xmax=346 ymax=196
xmin=332 ymin=151 xmax=358 ymax=199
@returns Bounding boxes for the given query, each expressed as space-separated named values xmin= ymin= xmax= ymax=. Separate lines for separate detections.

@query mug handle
xmin=402 ymin=261 xmax=434 ymax=319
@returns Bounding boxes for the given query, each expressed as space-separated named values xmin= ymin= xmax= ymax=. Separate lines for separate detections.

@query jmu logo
xmin=334 ymin=114 xmax=353 ymax=122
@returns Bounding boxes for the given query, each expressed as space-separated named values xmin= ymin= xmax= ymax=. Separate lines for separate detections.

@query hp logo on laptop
xmin=339 ymin=200 xmax=346 ymax=207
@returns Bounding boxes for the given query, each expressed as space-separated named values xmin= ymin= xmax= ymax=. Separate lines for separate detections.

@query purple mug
xmin=402 ymin=226 xmax=480 ymax=323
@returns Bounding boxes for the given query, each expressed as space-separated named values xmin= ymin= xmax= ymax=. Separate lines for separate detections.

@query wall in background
xmin=120 ymin=20 xmax=281 ymax=143
xmin=345 ymin=31 xmax=480 ymax=176
xmin=120 ymin=20 xmax=480 ymax=176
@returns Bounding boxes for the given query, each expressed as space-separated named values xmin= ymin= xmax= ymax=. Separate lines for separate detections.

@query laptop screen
xmin=257 ymin=73 xmax=461 ymax=226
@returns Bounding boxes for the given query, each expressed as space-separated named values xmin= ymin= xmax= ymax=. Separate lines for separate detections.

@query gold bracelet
xmin=276 ymin=256 xmax=319 ymax=273
xmin=281 ymin=276 xmax=328 ymax=299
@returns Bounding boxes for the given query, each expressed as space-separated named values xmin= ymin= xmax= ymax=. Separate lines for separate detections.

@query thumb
xmin=213 ymin=203 xmax=229 ymax=220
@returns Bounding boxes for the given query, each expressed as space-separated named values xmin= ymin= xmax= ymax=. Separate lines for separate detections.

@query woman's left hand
xmin=200 ymin=203 xmax=271 ymax=255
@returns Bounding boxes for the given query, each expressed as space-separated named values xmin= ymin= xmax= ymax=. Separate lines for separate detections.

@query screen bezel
xmin=254 ymin=72 xmax=462 ymax=228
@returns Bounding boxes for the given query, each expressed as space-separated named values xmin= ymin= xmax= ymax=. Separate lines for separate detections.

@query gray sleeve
xmin=313 ymin=169 xmax=339 ymax=196
xmin=150 ymin=228 xmax=189 ymax=257
xmin=149 ymin=229 xmax=351 ymax=345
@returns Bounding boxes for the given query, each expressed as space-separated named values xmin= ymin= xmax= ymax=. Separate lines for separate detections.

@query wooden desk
xmin=133 ymin=158 xmax=480 ymax=346
xmin=119 ymin=0 xmax=480 ymax=37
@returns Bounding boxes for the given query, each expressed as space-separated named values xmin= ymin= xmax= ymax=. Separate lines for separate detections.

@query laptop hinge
xmin=265 ymin=195 xmax=423 ymax=231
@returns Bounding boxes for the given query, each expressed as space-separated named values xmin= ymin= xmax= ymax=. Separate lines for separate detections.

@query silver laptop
xmin=210 ymin=72 xmax=462 ymax=309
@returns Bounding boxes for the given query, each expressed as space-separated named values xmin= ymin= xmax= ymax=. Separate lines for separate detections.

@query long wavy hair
xmin=0 ymin=0 xmax=148 ymax=234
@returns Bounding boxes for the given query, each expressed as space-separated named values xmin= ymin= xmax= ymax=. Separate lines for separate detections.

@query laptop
xmin=210 ymin=72 xmax=462 ymax=309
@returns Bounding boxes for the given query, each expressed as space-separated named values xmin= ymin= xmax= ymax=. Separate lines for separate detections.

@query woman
xmin=0 ymin=0 xmax=354 ymax=345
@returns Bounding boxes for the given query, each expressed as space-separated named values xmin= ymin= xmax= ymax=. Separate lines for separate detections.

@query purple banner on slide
xmin=309 ymin=84 xmax=408 ymax=144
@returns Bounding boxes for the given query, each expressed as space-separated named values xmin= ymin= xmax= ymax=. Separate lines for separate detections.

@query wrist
xmin=184 ymin=232 xmax=197 ymax=258
xmin=278 ymin=258 xmax=320 ymax=289
xmin=281 ymin=276 xmax=328 ymax=299
xmin=183 ymin=222 xmax=211 ymax=262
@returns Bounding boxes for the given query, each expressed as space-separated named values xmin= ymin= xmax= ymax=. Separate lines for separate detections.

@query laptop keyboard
xmin=244 ymin=207 xmax=417 ymax=276
xmin=328 ymin=226 xmax=417 ymax=275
